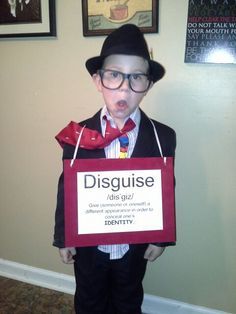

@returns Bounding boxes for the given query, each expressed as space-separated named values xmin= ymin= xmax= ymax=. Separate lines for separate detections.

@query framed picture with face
xmin=0 ymin=0 xmax=56 ymax=38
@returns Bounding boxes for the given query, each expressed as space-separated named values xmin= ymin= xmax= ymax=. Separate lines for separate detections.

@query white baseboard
xmin=0 ymin=258 xmax=229 ymax=314
xmin=141 ymin=294 xmax=229 ymax=314
xmin=0 ymin=258 xmax=75 ymax=295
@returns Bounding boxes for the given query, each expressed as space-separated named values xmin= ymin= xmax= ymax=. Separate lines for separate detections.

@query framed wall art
xmin=82 ymin=0 xmax=159 ymax=36
xmin=0 ymin=0 xmax=56 ymax=38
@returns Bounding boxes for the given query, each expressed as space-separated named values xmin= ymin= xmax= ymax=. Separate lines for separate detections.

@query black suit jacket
xmin=53 ymin=109 xmax=176 ymax=248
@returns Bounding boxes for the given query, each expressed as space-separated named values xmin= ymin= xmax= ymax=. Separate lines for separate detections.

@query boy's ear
xmin=148 ymin=81 xmax=154 ymax=91
xmin=144 ymin=81 xmax=153 ymax=96
xmin=92 ymin=73 xmax=102 ymax=92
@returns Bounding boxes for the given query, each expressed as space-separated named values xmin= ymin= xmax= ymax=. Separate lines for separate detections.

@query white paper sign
xmin=77 ymin=169 xmax=163 ymax=235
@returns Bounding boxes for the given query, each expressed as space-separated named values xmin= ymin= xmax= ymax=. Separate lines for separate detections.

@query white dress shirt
xmin=97 ymin=106 xmax=141 ymax=259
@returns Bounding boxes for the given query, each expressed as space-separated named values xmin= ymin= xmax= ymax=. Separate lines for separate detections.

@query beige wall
xmin=0 ymin=1 xmax=235 ymax=313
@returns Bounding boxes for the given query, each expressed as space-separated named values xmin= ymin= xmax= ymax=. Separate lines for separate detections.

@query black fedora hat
xmin=85 ymin=24 xmax=165 ymax=83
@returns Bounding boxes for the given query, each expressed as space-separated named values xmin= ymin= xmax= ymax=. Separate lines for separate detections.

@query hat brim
xmin=86 ymin=56 xmax=105 ymax=77
xmin=85 ymin=56 xmax=165 ymax=83
xmin=149 ymin=60 xmax=165 ymax=82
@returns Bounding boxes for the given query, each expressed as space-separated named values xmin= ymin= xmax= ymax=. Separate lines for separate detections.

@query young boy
xmin=53 ymin=24 xmax=176 ymax=314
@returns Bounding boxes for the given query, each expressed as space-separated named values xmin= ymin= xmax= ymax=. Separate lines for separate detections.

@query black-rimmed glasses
xmin=98 ymin=69 xmax=152 ymax=93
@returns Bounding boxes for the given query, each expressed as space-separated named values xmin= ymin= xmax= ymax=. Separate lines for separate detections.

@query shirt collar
xmin=100 ymin=106 xmax=141 ymax=135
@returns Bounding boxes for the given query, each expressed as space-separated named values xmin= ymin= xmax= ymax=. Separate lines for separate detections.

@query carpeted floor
xmin=0 ymin=276 xmax=75 ymax=313
xmin=0 ymin=276 xmax=150 ymax=313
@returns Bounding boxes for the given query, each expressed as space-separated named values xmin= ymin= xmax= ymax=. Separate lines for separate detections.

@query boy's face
xmin=93 ymin=54 xmax=152 ymax=129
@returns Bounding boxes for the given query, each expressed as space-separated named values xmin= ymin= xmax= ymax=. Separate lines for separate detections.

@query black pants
xmin=73 ymin=244 xmax=148 ymax=314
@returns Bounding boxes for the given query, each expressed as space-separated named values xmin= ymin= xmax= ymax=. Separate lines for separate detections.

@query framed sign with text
xmin=64 ymin=157 xmax=176 ymax=247
xmin=82 ymin=0 xmax=159 ymax=36
xmin=185 ymin=0 xmax=236 ymax=64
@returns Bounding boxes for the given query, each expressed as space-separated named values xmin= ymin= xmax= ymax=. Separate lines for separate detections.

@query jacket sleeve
xmin=53 ymin=172 xmax=65 ymax=248
xmin=154 ymin=122 xmax=177 ymax=247
xmin=52 ymin=114 xmax=101 ymax=248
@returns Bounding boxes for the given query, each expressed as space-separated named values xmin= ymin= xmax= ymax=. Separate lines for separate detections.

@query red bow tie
xmin=56 ymin=118 xmax=136 ymax=150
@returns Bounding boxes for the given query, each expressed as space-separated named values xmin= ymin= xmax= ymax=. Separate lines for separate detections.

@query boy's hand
xmin=59 ymin=247 xmax=76 ymax=264
xmin=144 ymin=244 xmax=165 ymax=262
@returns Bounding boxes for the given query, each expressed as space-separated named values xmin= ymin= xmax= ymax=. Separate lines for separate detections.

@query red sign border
xmin=64 ymin=157 xmax=176 ymax=247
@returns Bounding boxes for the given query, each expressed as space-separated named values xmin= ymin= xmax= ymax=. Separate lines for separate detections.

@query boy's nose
xmin=119 ymin=77 xmax=130 ymax=90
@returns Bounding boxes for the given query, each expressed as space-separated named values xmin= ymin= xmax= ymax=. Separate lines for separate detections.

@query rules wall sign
xmin=185 ymin=0 xmax=236 ymax=63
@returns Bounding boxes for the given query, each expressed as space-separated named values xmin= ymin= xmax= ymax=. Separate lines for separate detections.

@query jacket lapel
xmin=132 ymin=110 xmax=161 ymax=158
xmin=78 ymin=109 xmax=106 ymax=159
